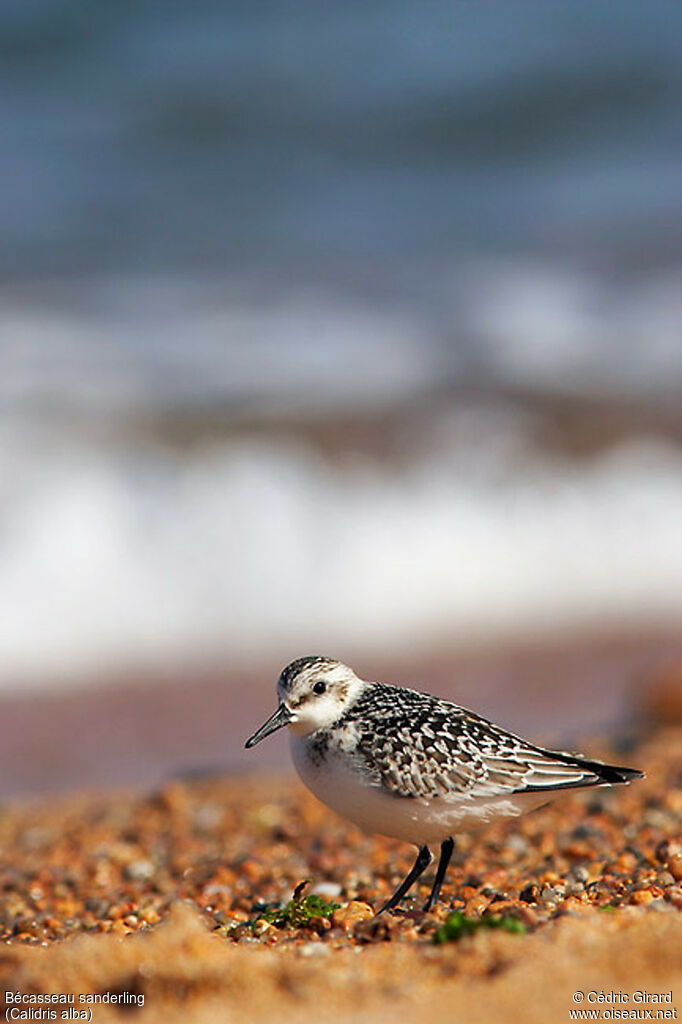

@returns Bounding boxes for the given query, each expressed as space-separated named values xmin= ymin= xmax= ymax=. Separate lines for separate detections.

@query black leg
xmin=423 ymin=837 xmax=454 ymax=912
xmin=377 ymin=845 xmax=432 ymax=915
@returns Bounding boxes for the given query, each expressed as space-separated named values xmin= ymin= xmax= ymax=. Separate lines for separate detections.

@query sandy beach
xmin=2 ymin=718 xmax=681 ymax=1023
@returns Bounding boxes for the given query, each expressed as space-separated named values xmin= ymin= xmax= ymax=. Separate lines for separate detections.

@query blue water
xmin=2 ymin=0 xmax=681 ymax=282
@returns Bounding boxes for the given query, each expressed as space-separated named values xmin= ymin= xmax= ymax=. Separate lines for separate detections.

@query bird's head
xmin=244 ymin=656 xmax=364 ymax=748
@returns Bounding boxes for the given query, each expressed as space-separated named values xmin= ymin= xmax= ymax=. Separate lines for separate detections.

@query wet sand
xmin=1 ymin=626 xmax=681 ymax=798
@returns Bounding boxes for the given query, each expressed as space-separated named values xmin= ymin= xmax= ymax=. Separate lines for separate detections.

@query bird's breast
xmin=289 ymin=732 xmax=559 ymax=845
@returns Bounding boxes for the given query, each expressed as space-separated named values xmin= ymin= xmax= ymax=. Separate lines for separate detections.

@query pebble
xmin=519 ymin=884 xmax=540 ymax=904
xmin=565 ymin=881 xmax=585 ymax=897
xmin=331 ymin=901 xmax=374 ymax=932
xmin=298 ymin=942 xmax=331 ymax=957
xmin=353 ymin=916 xmax=397 ymax=943
xmin=667 ymin=854 xmax=682 ymax=881
xmin=252 ymin=919 xmax=277 ymax=939
xmin=304 ymin=915 xmax=331 ymax=935
xmin=124 ymin=859 xmax=156 ymax=881
xmin=139 ymin=905 xmax=162 ymax=925
xmin=0 ymin=733 xmax=677 ymax=953
xmin=310 ymin=881 xmax=343 ymax=899
xmin=464 ymin=895 xmax=489 ymax=917
xmin=630 ymin=889 xmax=655 ymax=906
xmin=666 ymin=886 xmax=682 ymax=908
xmin=648 ymin=899 xmax=674 ymax=912
xmin=13 ymin=917 xmax=43 ymax=937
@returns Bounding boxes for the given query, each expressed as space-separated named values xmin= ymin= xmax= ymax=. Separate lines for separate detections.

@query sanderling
xmin=245 ymin=656 xmax=644 ymax=913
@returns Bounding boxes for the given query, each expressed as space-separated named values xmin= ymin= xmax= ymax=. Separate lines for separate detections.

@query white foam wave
xmin=457 ymin=260 xmax=682 ymax=395
xmin=1 ymin=266 xmax=681 ymax=691
xmin=1 ymin=259 xmax=681 ymax=420
xmin=0 ymin=283 xmax=437 ymax=415
xmin=1 ymin=417 xmax=680 ymax=691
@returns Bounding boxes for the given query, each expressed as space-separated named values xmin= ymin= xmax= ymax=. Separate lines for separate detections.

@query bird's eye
xmin=313 ymin=681 xmax=326 ymax=695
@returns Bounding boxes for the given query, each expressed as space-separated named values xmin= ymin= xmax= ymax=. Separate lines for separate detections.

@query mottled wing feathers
xmin=511 ymin=747 xmax=643 ymax=792
xmin=344 ymin=683 xmax=641 ymax=801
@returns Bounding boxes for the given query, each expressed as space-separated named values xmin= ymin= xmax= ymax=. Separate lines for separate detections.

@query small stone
xmin=630 ymin=889 xmax=655 ymax=905
xmin=643 ymin=809 xmax=670 ymax=829
xmin=138 ymin=905 xmax=161 ymax=925
xmin=250 ymin=921 xmax=272 ymax=937
xmin=20 ymin=827 xmax=51 ymax=851
xmin=353 ymin=916 xmax=396 ymax=943
xmin=666 ymin=886 xmax=682 ymax=909
xmin=565 ymin=881 xmax=585 ymax=897
xmin=304 ymin=915 xmax=331 ymax=935
xmin=664 ymin=791 xmax=682 ymax=815
xmin=124 ymin=860 xmax=155 ymax=882
xmin=193 ymin=803 xmax=222 ymax=830
xmin=299 ymin=942 xmax=331 ymax=957
xmin=252 ymin=918 xmax=276 ymax=938
xmin=667 ymin=854 xmax=682 ymax=881
xmin=203 ymin=884 xmax=232 ymax=897
xmin=224 ymin=909 xmax=249 ymax=923
xmin=310 ymin=881 xmax=343 ymax=900
xmin=241 ymin=860 xmax=262 ymax=883
xmin=506 ymin=835 xmax=528 ymax=856
xmin=84 ymin=898 xmax=111 ymax=917
xmin=519 ymin=884 xmax=540 ymax=904
xmin=614 ymin=852 xmax=636 ymax=873
xmin=331 ymin=901 xmax=374 ymax=932
xmin=13 ymin=917 xmax=43 ymax=937
xmin=464 ymin=895 xmax=489 ymax=917
xmin=251 ymin=803 xmax=285 ymax=829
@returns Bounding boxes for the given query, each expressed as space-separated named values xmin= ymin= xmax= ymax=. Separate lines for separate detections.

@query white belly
xmin=290 ymin=734 xmax=551 ymax=846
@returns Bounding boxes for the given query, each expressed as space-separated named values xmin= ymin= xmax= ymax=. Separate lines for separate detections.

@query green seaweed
xmin=434 ymin=910 xmax=526 ymax=944
xmin=251 ymin=880 xmax=340 ymax=930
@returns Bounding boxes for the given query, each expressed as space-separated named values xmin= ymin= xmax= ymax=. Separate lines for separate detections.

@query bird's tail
xmin=552 ymin=751 xmax=645 ymax=786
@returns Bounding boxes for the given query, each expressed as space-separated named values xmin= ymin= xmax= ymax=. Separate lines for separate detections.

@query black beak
xmin=245 ymin=703 xmax=293 ymax=748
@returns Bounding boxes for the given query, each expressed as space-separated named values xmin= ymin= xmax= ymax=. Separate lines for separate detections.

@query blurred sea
xmin=1 ymin=0 xmax=681 ymax=692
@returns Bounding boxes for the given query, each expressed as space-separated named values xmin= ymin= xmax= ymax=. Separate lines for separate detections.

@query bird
xmin=244 ymin=656 xmax=644 ymax=914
